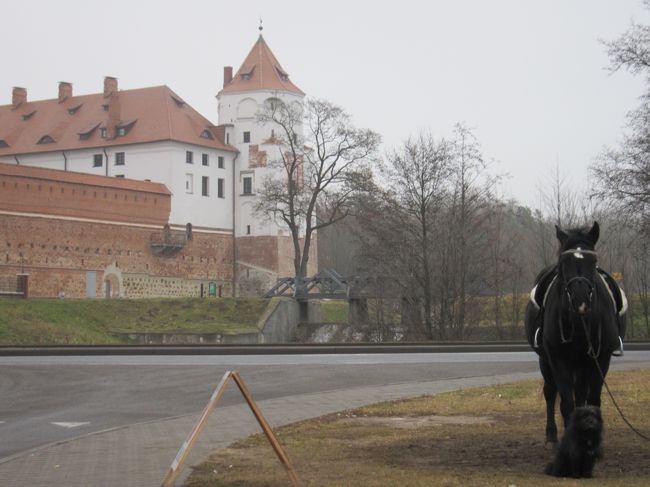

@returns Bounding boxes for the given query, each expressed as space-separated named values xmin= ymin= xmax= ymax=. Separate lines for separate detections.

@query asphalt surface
xmin=2 ymin=341 xmax=649 ymax=355
xmin=1 ymin=348 xmax=649 ymax=486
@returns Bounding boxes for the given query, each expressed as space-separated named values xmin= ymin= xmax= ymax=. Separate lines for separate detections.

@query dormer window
xmin=100 ymin=128 xmax=107 ymax=138
xmin=22 ymin=111 xmax=36 ymax=121
xmin=240 ymin=65 xmax=256 ymax=81
xmin=200 ymin=129 xmax=214 ymax=140
xmin=68 ymin=104 xmax=82 ymax=115
xmin=171 ymin=95 xmax=185 ymax=108
xmin=275 ymin=66 xmax=289 ymax=81
xmin=0 ymin=140 xmax=8 ymax=148
xmin=102 ymin=104 xmax=109 ymax=112
xmin=115 ymin=120 xmax=136 ymax=137
xmin=78 ymin=123 xmax=100 ymax=141
xmin=37 ymin=135 xmax=54 ymax=144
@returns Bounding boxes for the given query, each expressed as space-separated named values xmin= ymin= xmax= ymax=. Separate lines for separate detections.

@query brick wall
xmin=0 ymin=213 xmax=234 ymax=298
xmin=0 ymin=163 xmax=170 ymax=226
xmin=0 ymin=165 xmax=233 ymax=298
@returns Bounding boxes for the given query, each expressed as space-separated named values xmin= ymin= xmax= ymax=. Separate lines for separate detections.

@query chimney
xmin=12 ymin=87 xmax=27 ymax=108
xmin=106 ymin=92 xmax=121 ymax=139
xmin=104 ymin=76 xmax=118 ymax=98
xmin=58 ymin=82 xmax=72 ymax=102
xmin=223 ymin=66 xmax=233 ymax=87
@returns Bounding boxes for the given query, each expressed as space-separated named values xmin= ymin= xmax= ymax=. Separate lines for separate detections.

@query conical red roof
xmin=220 ymin=35 xmax=304 ymax=96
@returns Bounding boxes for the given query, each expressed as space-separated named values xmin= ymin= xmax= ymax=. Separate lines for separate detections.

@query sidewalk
xmin=0 ymin=364 xmax=644 ymax=487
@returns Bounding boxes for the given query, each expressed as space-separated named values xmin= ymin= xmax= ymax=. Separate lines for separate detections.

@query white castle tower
xmin=217 ymin=29 xmax=316 ymax=293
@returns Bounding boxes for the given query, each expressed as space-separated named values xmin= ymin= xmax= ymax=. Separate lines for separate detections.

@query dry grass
xmin=184 ymin=369 xmax=650 ymax=487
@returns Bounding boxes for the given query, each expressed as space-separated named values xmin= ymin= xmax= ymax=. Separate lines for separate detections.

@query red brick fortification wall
xmin=1 ymin=214 xmax=233 ymax=298
xmin=0 ymin=163 xmax=170 ymax=226
xmin=0 ymin=164 xmax=234 ymax=298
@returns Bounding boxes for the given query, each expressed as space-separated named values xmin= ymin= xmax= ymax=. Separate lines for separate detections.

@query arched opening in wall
xmin=237 ymin=98 xmax=258 ymax=119
xmin=105 ymin=274 xmax=120 ymax=299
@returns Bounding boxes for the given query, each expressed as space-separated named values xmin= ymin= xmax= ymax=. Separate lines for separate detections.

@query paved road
xmin=1 ymin=351 xmax=649 ymax=486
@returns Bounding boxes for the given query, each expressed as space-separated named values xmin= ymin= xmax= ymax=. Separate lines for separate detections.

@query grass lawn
xmin=0 ymin=298 xmax=269 ymax=345
xmin=185 ymin=369 xmax=650 ymax=487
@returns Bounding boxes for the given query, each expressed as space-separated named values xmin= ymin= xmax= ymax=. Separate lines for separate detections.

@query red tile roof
xmin=0 ymin=85 xmax=237 ymax=156
xmin=0 ymin=162 xmax=171 ymax=195
xmin=219 ymin=35 xmax=304 ymax=96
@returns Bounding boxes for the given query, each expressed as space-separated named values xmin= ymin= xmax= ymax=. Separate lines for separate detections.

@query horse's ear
xmin=556 ymin=225 xmax=568 ymax=245
xmin=588 ymin=221 xmax=600 ymax=244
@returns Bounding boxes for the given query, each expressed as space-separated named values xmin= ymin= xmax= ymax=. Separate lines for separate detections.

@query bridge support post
xmin=349 ymin=298 xmax=369 ymax=325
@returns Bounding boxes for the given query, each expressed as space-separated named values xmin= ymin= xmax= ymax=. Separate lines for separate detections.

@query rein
xmin=580 ymin=314 xmax=650 ymax=442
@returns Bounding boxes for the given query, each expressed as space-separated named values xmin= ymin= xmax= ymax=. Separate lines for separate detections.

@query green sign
xmin=208 ymin=282 xmax=217 ymax=297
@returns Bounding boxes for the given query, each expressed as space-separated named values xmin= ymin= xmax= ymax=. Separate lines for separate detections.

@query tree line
xmin=254 ymin=6 xmax=650 ymax=340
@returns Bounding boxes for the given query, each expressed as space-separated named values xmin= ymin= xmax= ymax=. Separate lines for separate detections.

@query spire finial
xmin=259 ymin=18 xmax=263 ymax=32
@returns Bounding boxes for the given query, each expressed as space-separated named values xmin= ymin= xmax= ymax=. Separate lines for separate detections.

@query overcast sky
xmin=2 ymin=0 xmax=648 ymax=210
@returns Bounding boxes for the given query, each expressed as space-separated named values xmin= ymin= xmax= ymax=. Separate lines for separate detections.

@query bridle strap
xmin=560 ymin=248 xmax=598 ymax=258
xmin=556 ymin=247 xmax=598 ymax=344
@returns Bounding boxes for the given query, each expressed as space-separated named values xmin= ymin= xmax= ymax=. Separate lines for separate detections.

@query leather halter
xmin=557 ymin=247 xmax=598 ymax=344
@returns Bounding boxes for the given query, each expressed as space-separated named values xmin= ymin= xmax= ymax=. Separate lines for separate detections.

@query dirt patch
xmin=340 ymin=414 xmax=494 ymax=429
xmin=184 ymin=369 xmax=650 ymax=487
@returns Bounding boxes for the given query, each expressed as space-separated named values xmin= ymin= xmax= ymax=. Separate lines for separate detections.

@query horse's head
xmin=555 ymin=221 xmax=599 ymax=316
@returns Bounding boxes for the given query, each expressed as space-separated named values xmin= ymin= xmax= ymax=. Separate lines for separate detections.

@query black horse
xmin=525 ymin=222 xmax=624 ymax=445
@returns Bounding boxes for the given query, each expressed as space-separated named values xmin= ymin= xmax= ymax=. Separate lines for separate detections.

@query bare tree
xmin=593 ymin=4 xmax=650 ymax=230
xmin=447 ymin=123 xmax=495 ymax=338
xmin=256 ymin=98 xmax=381 ymax=280
xmin=384 ymin=132 xmax=452 ymax=339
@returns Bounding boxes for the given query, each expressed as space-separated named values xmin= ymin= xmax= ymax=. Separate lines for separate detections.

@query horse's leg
xmin=586 ymin=355 xmax=611 ymax=407
xmin=539 ymin=355 xmax=558 ymax=444
xmin=552 ymin=358 xmax=575 ymax=427
xmin=575 ymin=366 xmax=589 ymax=407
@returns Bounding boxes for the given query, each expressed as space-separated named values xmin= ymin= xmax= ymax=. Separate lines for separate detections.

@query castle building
xmin=0 ymin=33 xmax=316 ymax=298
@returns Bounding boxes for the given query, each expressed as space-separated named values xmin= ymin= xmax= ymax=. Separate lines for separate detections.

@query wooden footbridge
xmin=263 ymin=269 xmax=394 ymax=300
xmin=263 ymin=269 xmax=400 ymax=323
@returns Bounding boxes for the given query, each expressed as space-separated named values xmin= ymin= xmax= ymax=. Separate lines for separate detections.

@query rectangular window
xmin=202 ymin=176 xmax=209 ymax=196
xmin=218 ymin=156 xmax=224 ymax=169
xmin=226 ymin=133 xmax=230 ymax=144
xmin=246 ymin=224 xmax=251 ymax=235
xmin=186 ymin=151 xmax=193 ymax=164
xmin=115 ymin=152 xmax=125 ymax=165
xmin=185 ymin=174 xmax=193 ymax=194
xmin=100 ymin=128 xmax=107 ymax=138
xmin=116 ymin=127 xmax=126 ymax=137
xmin=202 ymin=153 xmax=209 ymax=166
xmin=243 ymin=131 xmax=251 ymax=143
xmin=115 ymin=174 xmax=125 ymax=178
xmin=217 ymin=178 xmax=224 ymax=198
xmin=243 ymin=176 xmax=252 ymax=195
xmin=93 ymin=154 xmax=103 ymax=167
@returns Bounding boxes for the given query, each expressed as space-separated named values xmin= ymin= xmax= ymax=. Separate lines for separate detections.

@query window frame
xmin=202 ymin=153 xmax=209 ymax=166
xmin=201 ymin=176 xmax=209 ymax=197
xmin=242 ymin=176 xmax=253 ymax=195
xmin=186 ymin=150 xmax=194 ymax=164
xmin=217 ymin=178 xmax=225 ymax=198
xmin=243 ymin=131 xmax=251 ymax=143
xmin=115 ymin=152 xmax=125 ymax=166
xmin=93 ymin=154 xmax=103 ymax=167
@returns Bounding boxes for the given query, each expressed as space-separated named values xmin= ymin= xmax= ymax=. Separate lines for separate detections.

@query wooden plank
xmin=161 ymin=371 xmax=233 ymax=487
xmin=161 ymin=371 xmax=300 ymax=487
xmin=231 ymin=372 xmax=301 ymax=486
